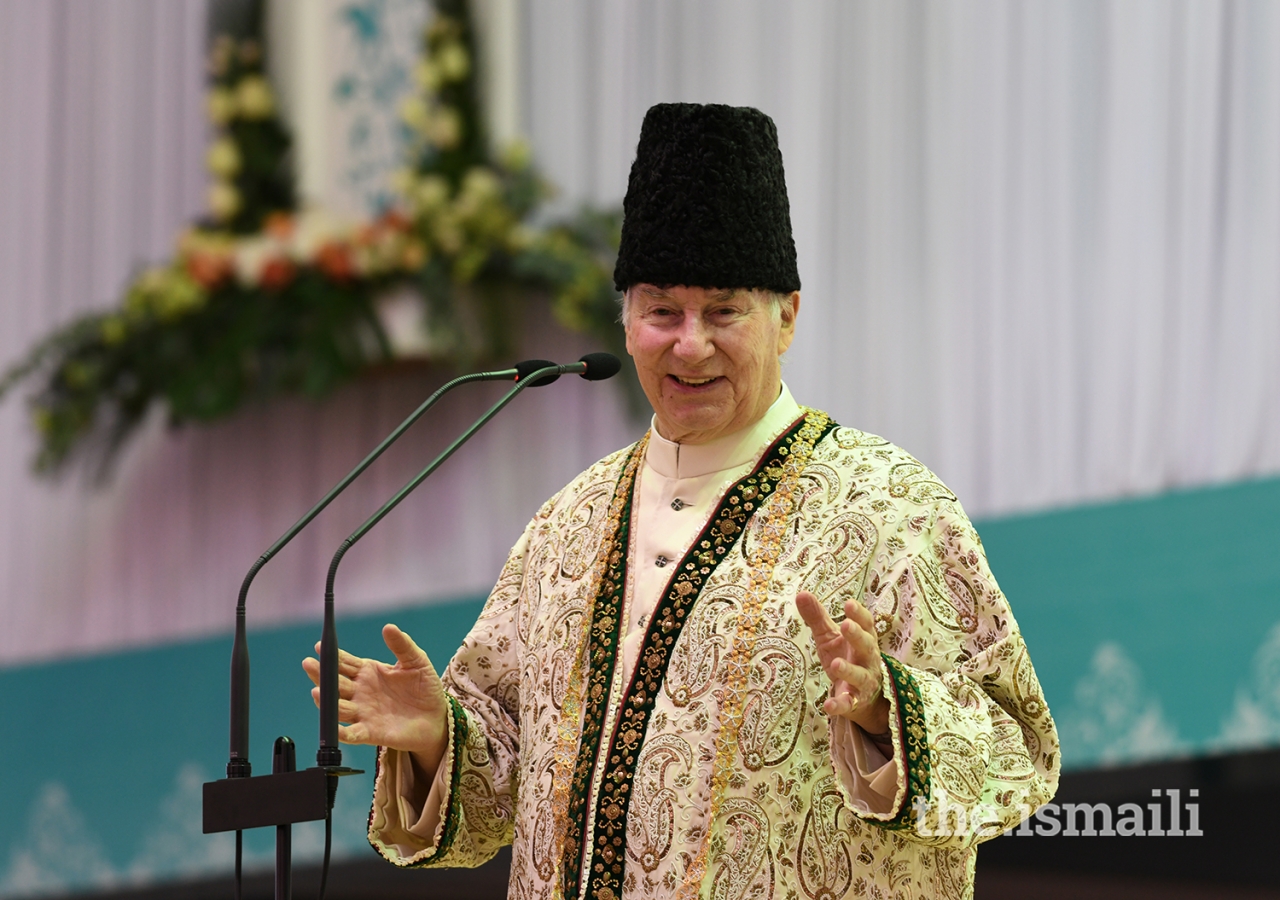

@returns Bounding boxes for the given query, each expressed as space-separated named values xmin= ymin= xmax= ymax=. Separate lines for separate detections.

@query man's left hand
xmin=796 ymin=591 xmax=892 ymax=741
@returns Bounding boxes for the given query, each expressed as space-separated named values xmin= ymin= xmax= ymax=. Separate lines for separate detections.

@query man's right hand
xmin=302 ymin=623 xmax=449 ymax=778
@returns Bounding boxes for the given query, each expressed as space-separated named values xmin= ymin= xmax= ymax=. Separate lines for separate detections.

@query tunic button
xmin=655 ymin=555 xmax=669 ymax=568
xmin=670 ymin=498 xmax=686 ymax=511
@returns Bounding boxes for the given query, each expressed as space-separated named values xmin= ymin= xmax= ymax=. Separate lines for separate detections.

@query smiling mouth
xmin=670 ymin=375 xmax=721 ymax=387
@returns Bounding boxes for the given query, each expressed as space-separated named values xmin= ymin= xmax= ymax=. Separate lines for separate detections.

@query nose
xmin=672 ymin=314 xmax=714 ymax=364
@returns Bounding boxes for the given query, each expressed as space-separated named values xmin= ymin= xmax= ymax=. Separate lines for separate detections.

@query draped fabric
xmin=0 ymin=0 xmax=211 ymax=663
xmin=522 ymin=0 xmax=1280 ymax=514
xmin=2 ymin=0 xmax=1280 ymax=665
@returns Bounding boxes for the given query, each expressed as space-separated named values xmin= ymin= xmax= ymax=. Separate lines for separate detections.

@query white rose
xmin=207 ymin=181 xmax=241 ymax=221
xmin=500 ymin=139 xmax=532 ymax=171
xmin=432 ymin=210 xmax=464 ymax=255
xmin=289 ymin=208 xmax=349 ymax=261
xmin=436 ymin=43 xmax=470 ymax=82
xmin=233 ymin=235 xmax=278 ymax=287
xmin=236 ymin=76 xmax=275 ymax=119
xmin=390 ymin=167 xmax=417 ymax=195
xmin=399 ymin=96 xmax=429 ymax=131
xmin=426 ymin=107 xmax=462 ymax=149
xmin=414 ymin=175 xmax=451 ymax=214
xmin=206 ymin=137 xmax=242 ymax=178
xmin=207 ymin=89 xmax=236 ymax=126
xmin=505 ymin=224 xmax=535 ymax=252
xmin=414 ymin=60 xmax=442 ymax=92
xmin=463 ymin=167 xmax=500 ymax=198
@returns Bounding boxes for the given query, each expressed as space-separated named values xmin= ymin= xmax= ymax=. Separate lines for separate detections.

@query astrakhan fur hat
xmin=613 ymin=103 xmax=800 ymax=294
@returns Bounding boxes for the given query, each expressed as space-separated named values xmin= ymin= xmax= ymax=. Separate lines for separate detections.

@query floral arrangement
xmin=0 ymin=0 xmax=625 ymax=476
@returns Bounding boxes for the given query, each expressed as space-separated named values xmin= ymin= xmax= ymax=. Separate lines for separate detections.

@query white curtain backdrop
xmin=2 ymin=0 xmax=1279 ymax=664
xmin=0 ymin=0 xmax=210 ymax=663
xmin=523 ymin=0 xmax=1280 ymax=515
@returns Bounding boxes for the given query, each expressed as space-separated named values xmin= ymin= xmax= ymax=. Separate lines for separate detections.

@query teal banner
xmin=981 ymin=476 xmax=1280 ymax=769
xmin=0 ymin=598 xmax=486 ymax=897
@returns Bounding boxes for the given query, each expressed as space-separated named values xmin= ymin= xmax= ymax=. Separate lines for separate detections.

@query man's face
xmin=624 ymin=284 xmax=799 ymax=445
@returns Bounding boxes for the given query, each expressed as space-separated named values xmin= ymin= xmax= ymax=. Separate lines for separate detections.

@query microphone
xmin=571 ymin=351 xmax=623 ymax=381
xmin=315 ymin=354 xmax=618 ymax=767
xmin=514 ymin=352 xmax=622 ymax=387
xmin=227 ymin=359 xmax=557 ymax=778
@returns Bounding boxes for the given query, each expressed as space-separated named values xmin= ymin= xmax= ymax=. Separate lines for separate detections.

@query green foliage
xmin=204 ymin=35 xmax=296 ymax=232
xmin=4 ymin=265 xmax=400 ymax=476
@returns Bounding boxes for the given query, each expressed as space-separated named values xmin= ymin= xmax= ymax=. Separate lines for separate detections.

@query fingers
xmin=383 ymin=623 xmax=432 ymax=670
xmin=308 ymin=686 xmax=363 ymax=722
xmin=304 ymin=660 xmax=357 ymax=701
xmin=797 ymin=592 xmax=878 ymax=665
xmin=302 ymin=655 xmax=357 ymax=683
xmin=795 ymin=591 xmax=839 ymax=640
xmin=825 ymin=684 xmax=858 ymax=718
xmin=844 ymin=599 xmax=875 ymax=634
xmin=337 ymin=722 xmax=370 ymax=745
xmin=311 ymin=643 xmax=363 ymax=677
xmin=819 ymin=638 xmax=880 ymax=692
xmin=794 ymin=591 xmax=888 ymax=723
xmin=839 ymin=618 xmax=879 ymax=663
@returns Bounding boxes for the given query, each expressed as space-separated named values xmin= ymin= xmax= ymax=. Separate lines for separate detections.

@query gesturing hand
xmin=301 ymin=623 xmax=449 ymax=776
xmin=795 ymin=591 xmax=892 ymax=740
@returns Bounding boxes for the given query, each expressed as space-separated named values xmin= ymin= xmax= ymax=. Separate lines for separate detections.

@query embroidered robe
xmin=368 ymin=411 xmax=1060 ymax=900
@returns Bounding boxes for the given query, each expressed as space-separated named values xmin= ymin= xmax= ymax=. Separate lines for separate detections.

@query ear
xmin=777 ymin=291 xmax=800 ymax=354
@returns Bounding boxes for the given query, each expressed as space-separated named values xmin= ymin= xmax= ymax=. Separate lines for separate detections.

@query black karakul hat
xmin=613 ymin=103 xmax=800 ymax=294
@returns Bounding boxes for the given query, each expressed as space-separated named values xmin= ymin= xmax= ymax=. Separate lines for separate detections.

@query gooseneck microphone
xmin=315 ymin=353 xmax=620 ymax=767
xmin=227 ymin=359 xmax=557 ymax=778
xmin=573 ymin=351 xmax=624 ymax=381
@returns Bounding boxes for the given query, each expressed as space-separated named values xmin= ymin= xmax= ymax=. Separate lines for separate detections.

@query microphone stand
xmin=204 ymin=354 xmax=616 ymax=900
xmin=204 ymin=361 xmax=553 ymax=900
xmin=317 ymin=363 xmax=567 ymax=763
xmin=228 ymin=363 xmax=549 ymax=777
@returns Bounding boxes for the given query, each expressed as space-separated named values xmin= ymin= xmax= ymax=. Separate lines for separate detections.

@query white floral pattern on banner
xmin=0 ymin=762 xmax=378 ymax=898
xmin=127 ymin=764 xmax=237 ymax=884
xmin=1215 ymin=622 xmax=1280 ymax=749
xmin=1056 ymin=643 xmax=1186 ymax=767
xmin=2 ymin=784 xmax=117 ymax=897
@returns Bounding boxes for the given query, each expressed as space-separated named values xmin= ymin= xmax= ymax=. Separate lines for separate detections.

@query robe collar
xmin=645 ymin=382 xmax=802 ymax=479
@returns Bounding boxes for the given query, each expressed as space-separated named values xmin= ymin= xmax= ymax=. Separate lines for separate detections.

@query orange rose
xmin=264 ymin=211 xmax=295 ymax=241
xmin=379 ymin=209 xmax=412 ymax=233
xmin=186 ymin=250 xmax=233 ymax=289
xmin=316 ymin=242 xmax=355 ymax=282
xmin=260 ymin=257 xmax=296 ymax=291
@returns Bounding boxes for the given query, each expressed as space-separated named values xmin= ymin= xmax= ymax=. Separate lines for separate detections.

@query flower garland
xmin=0 ymin=0 xmax=627 ymax=477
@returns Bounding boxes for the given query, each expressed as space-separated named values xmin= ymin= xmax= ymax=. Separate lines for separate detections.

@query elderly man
xmin=304 ymin=103 xmax=1058 ymax=900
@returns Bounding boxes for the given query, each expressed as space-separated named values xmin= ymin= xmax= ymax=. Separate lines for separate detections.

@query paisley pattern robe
xmin=368 ymin=412 xmax=1060 ymax=900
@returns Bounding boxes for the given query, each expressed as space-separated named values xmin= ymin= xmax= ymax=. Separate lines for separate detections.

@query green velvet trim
xmin=560 ymin=444 xmax=642 ymax=895
xmin=881 ymin=654 xmax=931 ymax=831
xmin=401 ymin=692 xmax=470 ymax=867
xmin=435 ymin=693 xmax=471 ymax=857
